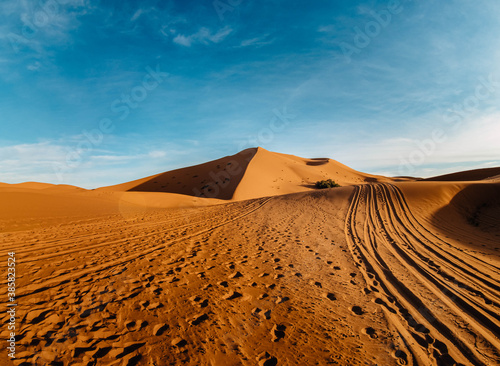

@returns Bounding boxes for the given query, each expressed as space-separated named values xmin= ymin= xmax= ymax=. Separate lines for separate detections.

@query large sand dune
xmin=101 ymin=147 xmax=394 ymax=201
xmin=1 ymin=149 xmax=499 ymax=365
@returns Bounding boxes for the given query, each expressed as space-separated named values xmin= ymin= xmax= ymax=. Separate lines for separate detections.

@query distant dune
xmin=423 ymin=166 xmax=500 ymax=182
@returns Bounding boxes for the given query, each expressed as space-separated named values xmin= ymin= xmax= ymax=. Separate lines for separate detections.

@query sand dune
xmin=0 ymin=149 xmax=499 ymax=365
xmin=0 ymin=184 xmax=224 ymax=232
xmin=231 ymin=147 xmax=394 ymax=200
xmin=424 ymin=167 xmax=500 ymax=182
xmin=101 ymin=147 xmax=395 ymax=201
xmin=99 ymin=148 xmax=258 ymax=200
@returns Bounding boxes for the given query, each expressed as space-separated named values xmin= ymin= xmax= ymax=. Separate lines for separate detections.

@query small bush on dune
xmin=315 ymin=179 xmax=341 ymax=189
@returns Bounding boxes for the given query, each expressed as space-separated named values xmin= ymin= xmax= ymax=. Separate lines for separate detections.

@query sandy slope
xmin=0 ymin=150 xmax=499 ymax=366
xmin=0 ymin=184 xmax=226 ymax=232
xmin=99 ymin=148 xmax=258 ymax=200
xmin=231 ymin=148 xmax=394 ymax=200
xmin=345 ymin=182 xmax=500 ymax=365
xmin=423 ymin=167 xmax=500 ymax=182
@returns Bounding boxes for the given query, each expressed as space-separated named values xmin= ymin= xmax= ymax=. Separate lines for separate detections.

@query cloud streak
xmin=173 ymin=26 xmax=233 ymax=47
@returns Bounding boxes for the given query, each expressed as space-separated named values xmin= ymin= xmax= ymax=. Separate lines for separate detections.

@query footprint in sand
xmin=362 ymin=327 xmax=377 ymax=338
xmin=270 ymin=324 xmax=286 ymax=342
xmin=350 ymin=306 xmax=364 ymax=315
xmin=125 ymin=320 xmax=136 ymax=331
xmin=171 ymin=337 xmax=187 ymax=347
xmin=189 ymin=313 xmax=208 ymax=326
xmin=189 ymin=296 xmax=208 ymax=308
xmin=392 ymin=349 xmax=408 ymax=365
xmin=125 ymin=320 xmax=147 ymax=332
xmin=222 ymin=291 xmax=242 ymax=300
xmin=275 ymin=296 xmax=289 ymax=304
xmin=108 ymin=341 xmax=145 ymax=359
xmin=324 ymin=292 xmax=336 ymax=301
xmin=229 ymin=271 xmax=243 ymax=279
xmin=252 ymin=307 xmax=271 ymax=320
xmin=153 ymin=323 xmax=169 ymax=336
xmin=257 ymin=351 xmax=278 ymax=366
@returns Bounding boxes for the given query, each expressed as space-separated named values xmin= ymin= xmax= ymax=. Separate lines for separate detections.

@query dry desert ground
xmin=1 ymin=148 xmax=499 ymax=366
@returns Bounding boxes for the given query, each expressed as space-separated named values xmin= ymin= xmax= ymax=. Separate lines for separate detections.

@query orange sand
xmin=1 ymin=148 xmax=498 ymax=365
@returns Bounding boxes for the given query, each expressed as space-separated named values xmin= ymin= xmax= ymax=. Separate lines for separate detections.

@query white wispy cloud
xmin=173 ymin=26 xmax=233 ymax=47
xmin=26 ymin=61 xmax=41 ymax=70
xmin=148 ymin=150 xmax=167 ymax=158
xmin=239 ymin=34 xmax=274 ymax=48
xmin=130 ymin=6 xmax=158 ymax=22
xmin=0 ymin=137 xmax=190 ymax=188
xmin=172 ymin=34 xmax=192 ymax=47
xmin=131 ymin=8 xmax=144 ymax=22
xmin=90 ymin=155 xmax=138 ymax=162
xmin=0 ymin=142 xmax=68 ymax=183
xmin=328 ymin=111 xmax=500 ymax=177
xmin=0 ymin=142 xmax=67 ymax=163
xmin=0 ymin=0 xmax=95 ymax=76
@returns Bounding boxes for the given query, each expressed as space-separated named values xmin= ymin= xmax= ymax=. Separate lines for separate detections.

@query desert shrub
xmin=315 ymin=179 xmax=341 ymax=189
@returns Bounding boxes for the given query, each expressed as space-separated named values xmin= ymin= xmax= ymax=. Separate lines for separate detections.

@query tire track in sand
xmin=345 ymin=183 xmax=500 ymax=366
xmin=7 ymin=197 xmax=273 ymax=300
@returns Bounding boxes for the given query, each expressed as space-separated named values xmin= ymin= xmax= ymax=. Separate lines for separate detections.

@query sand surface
xmin=1 ymin=149 xmax=499 ymax=365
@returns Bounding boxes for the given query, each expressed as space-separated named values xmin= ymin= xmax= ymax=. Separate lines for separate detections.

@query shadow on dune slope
xmin=105 ymin=149 xmax=257 ymax=200
xmin=431 ymin=183 xmax=500 ymax=238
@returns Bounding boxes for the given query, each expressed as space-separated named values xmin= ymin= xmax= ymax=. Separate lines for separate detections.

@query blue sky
xmin=1 ymin=0 xmax=499 ymax=188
